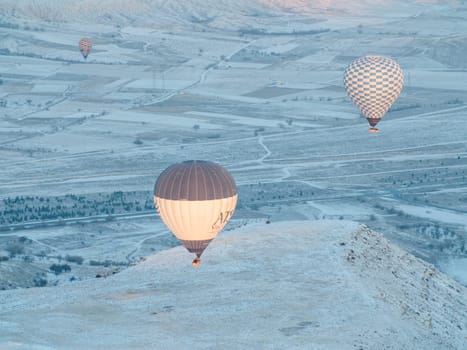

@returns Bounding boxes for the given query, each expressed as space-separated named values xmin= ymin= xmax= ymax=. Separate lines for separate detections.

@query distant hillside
xmin=0 ymin=0 xmax=462 ymax=28
xmin=0 ymin=220 xmax=465 ymax=349
xmin=0 ymin=0 xmax=275 ymax=29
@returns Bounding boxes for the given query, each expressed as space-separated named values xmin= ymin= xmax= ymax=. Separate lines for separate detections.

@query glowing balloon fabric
xmin=154 ymin=160 xmax=237 ymax=266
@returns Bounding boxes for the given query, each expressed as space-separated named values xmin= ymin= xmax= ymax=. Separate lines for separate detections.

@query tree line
xmin=0 ymin=191 xmax=155 ymax=227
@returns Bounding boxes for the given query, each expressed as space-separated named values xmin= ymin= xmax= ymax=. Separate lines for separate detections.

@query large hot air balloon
xmin=79 ymin=38 xmax=92 ymax=59
xmin=344 ymin=55 xmax=404 ymax=133
xmin=154 ymin=160 xmax=238 ymax=266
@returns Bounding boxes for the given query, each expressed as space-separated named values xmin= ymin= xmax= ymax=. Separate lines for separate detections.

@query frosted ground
xmin=1 ymin=221 xmax=466 ymax=349
xmin=0 ymin=0 xmax=467 ymax=293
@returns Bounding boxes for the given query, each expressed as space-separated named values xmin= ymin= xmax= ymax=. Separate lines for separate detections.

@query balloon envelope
xmin=344 ymin=55 xmax=404 ymax=131
xmin=154 ymin=160 xmax=237 ymax=263
xmin=79 ymin=38 xmax=92 ymax=59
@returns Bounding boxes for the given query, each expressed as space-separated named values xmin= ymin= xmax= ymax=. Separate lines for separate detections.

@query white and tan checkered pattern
xmin=344 ymin=55 xmax=404 ymax=123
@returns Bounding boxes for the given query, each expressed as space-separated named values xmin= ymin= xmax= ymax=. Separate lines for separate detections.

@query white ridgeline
xmin=0 ymin=0 xmax=272 ymax=27
xmin=0 ymin=220 xmax=466 ymax=349
xmin=0 ymin=0 xmax=445 ymax=26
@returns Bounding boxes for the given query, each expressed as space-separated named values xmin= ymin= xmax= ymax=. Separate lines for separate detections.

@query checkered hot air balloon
xmin=79 ymin=38 xmax=92 ymax=59
xmin=344 ymin=55 xmax=404 ymax=133
xmin=154 ymin=160 xmax=238 ymax=267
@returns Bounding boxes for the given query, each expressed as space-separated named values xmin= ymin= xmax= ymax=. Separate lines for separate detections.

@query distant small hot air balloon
xmin=79 ymin=38 xmax=92 ymax=59
xmin=344 ymin=55 xmax=404 ymax=133
xmin=154 ymin=160 xmax=238 ymax=266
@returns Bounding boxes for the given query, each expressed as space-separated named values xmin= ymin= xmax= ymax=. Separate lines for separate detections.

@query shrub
xmin=23 ymin=255 xmax=34 ymax=263
xmin=65 ymin=255 xmax=84 ymax=265
xmin=33 ymin=275 xmax=47 ymax=287
xmin=18 ymin=236 xmax=31 ymax=243
xmin=49 ymin=263 xmax=71 ymax=275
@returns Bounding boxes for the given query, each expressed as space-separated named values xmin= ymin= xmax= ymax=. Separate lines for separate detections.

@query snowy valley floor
xmin=0 ymin=220 xmax=466 ymax=350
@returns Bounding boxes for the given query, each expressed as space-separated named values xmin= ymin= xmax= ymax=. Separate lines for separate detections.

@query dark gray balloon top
xmin=154 ymin=160 xmax=237 ymax=200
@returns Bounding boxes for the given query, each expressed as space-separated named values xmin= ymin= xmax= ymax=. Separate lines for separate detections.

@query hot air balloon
xmin=79 ymin=38 xmax=92 ymax=59
xmin=344 ymin=55 xmax=404 ymax=133
xmin=154 ymin=160 xmax=238 ymax=267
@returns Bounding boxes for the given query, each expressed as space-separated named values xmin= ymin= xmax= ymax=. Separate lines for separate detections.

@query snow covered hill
xmin=1 ymin=220 xmax=465 ymax=349
xmin=0 ymin=0 xmax=274 ymax=29
xmin=0 ymin=0 xmax=461 ymax=28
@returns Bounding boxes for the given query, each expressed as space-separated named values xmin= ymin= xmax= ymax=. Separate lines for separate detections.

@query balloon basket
xmin=369 ymin=127 xmax=379 ymax=133
xmin=192 ymin=258 xmax=201 ymax=267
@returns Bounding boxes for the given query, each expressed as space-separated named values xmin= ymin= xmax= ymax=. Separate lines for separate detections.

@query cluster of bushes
xmin=381 ymin=161 xmax=466 ymax=189
xmin=49 ymin=263 xmax=71 ymax=275
xmin=237 ymin=182 xmax=319 ymax=211
xmin=0 ymin=191 xmax=155 ymax=226
xmin=65 ymin=255 xmax=84 ymax=265
xmin=33 ymin=274 xmax=47 ymax=287
xmin=238 ymin=28 xmax=329 ymax=36
xmin=89 ymin=259 xmax=127 ymax=267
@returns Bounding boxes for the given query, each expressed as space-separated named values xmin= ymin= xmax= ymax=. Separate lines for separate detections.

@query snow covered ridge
xmin=0 ymin=220 xmax=465 ymax=349
xmin=0 ymin=0 xmax=273 ymax=27
xmin=0 ymin=0 xmax=462 ymax=25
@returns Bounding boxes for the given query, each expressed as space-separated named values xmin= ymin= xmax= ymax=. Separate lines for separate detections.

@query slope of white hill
xmin=0 ymin=0 xmax=273 ymax=28
xmin=0 ymin=220 xmax=466 ymax=349
xmin=0 ymin=0 xmax=460 ymax=28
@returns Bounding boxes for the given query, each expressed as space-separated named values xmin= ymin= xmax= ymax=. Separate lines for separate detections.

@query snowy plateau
xmin=1 ymin=221 xmax=466 ymax=349
xmin=1 ymin=0 xmax=467 ymax=349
